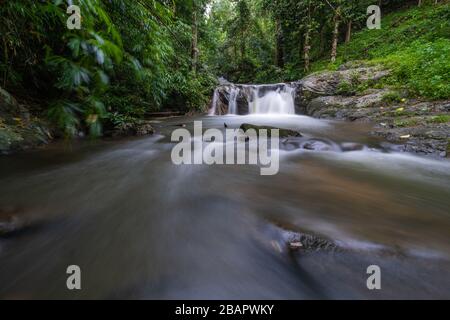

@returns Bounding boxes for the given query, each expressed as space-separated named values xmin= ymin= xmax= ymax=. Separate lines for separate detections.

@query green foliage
xmin=394 ymin=118 xmax=419 ymax=127
xmin=382 ymin=91 xmax=403 ymax=103
xmin=2 ymin=0 xmax=449 ymax=140
xmin=385 ymin=39 xmax=450 ymax=99
xmin=427 ymin=115 xmax=450 ymax=124
xmin=1 ymin=0 xmax=214 ymax=137
xmin=312 ymin=3 xmax=450 ymax=100
xmin=336 ymin=81 xmax=355 ymax=96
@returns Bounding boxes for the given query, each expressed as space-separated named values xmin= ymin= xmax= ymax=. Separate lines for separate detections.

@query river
xmin=0 ymin=113 xmax=450 ymax=299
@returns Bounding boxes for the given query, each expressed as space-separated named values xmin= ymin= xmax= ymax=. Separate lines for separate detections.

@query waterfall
xmin=227 ymin=87 xmax=239 ymax=115
xmin=209 ymin=83 xmax=297 ymax=116
xmin=249 ymin=84 xmax=296 ymax=115
xmin=208 ymin=88 xmax=219 ymax=116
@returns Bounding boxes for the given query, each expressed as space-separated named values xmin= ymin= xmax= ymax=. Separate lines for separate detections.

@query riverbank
xmin=0 ymin=86 xmax=160 ymax=155
xmin=299 ymin=64 xmax=450 ymax=158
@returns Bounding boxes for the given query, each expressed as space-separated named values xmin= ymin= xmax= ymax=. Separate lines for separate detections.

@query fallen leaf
xmin=289 ymin=242 xmax=303 ymax=249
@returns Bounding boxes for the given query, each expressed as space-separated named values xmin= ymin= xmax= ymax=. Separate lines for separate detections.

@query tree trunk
xmin=240 ymin=32 xmax=246 ymax=59
xmin=304 ymin=27 xmax=311 ymax=72
xmin=191 ymin=8 xmax=199 ymax=73
xmin=319 ymin=24 xmax=326 ymax=56
xmin=275 ymin=19 xmax=284 ymax=68
xmin=345 ymin=21 xmax=352 ymax=43
xmin=330 ymin=10 xmax=341 ymax=63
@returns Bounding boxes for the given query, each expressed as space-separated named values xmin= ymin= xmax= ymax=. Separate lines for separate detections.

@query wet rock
xmin=105 ymin=120 xmax=155 ymax=138
xmin=279 ymin=228 xmax=338 ymax=252
xmin=280 ymin=138 xmax=304 ymax=151
xmin=306 ymin=90 xmax=389 ymax=119
xmin=240 ymin=123 xmax=302 ymax=138
xmin=300 ymin=66 xmax=390 ymax=98
xmin=0 ymin=207 xmax=23 ymax=236
xmin=135 ymin=122 xmax=155 ymax=136
xmin=301 ymin=139 xmax=340 ymax=152
xmin=341 ymin=142 xmax=365 ymax=152
xmin=0 ymin=87 xmax=20 ymax=114
xmin=372 ymin=121 xmax=450 ymax=158
xmin=0 ymin=216 xmax=21 ymax=236
xmin=303 ymin=79 xmax=450 ymax=158
xmin=0 ymin=87 xmax=51 ymax=154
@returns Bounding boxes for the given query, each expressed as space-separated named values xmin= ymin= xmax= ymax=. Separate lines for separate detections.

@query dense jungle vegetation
xmin=0 ymin=0 xmax=449 ymax=137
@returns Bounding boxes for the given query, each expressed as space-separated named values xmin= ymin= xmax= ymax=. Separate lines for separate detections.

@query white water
xmin=227 ymin=87 xmax=239 ymax=115
xmin=208 ymin=88 xmax=219 ymax=116
xmin=211 ymin=83 xmax=297 ymax=116
xmin=249 ymin=85 xmax=296 ymax=115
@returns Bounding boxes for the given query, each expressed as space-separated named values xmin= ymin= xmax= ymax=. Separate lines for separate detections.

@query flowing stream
xmin=0 ymin=87 xmax=450 ymax=299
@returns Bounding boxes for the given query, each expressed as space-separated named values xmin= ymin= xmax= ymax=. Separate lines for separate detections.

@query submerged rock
xmin=239 ymin=123 xmax=302 ymax=138
xmin=0 ymin=207 xmax=23 ymax=237
xmin=301 ymin=139 xmax=340 ymax=152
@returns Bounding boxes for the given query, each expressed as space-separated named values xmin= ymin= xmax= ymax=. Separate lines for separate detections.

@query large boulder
xmin=306 ymin=89 xmax=390 ymax=119
xmin=300 ymin=66 xmax=391 ymax=101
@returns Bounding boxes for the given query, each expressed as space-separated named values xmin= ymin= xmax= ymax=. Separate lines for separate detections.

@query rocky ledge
xmin=300 ymin=63 xmax=449 ymax=158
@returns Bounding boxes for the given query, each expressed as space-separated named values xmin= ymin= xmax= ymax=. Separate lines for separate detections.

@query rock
xmin=306 ymin=89 xmax=389 ymax=119
xmin=0 ymin=206 xmax=23 ymax=236
xmin=0 ymin=216 xmax=21 ymax=236
xmin=0 ymin=87 xmax=20 ymax=114
xmin=300 ymin=66 xmax=390 ymax=99
xmin=279 ymin=227 xmax=338 ymax=252
xmin=239 ymin=123 xmax=302 ymax=138
xmin=301 ymin=139 xmax=340 ymax=152
xmin=135 ymin=122 xmax=155 ymax=136
xmin=105 ymin=121 xmax=154 ymax=138
xmin=0 ymin=87 xmax=51 ymax=154
xmin=341 ymin=142 xmax=365 ymax=152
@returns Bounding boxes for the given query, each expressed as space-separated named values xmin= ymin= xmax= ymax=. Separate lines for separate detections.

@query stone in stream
xmin=341 ymin=142 xmax=365 ymax=152
xmin=104 ymin=120 xmax=155 ymax=137
xmin=0 ymin=207 xmax=22 ymax=237
xmin=301 ymin=139 xmax=341 ymax=152
xmin=239 ymin=123 xmax=302 ymax=138
xmin=264 ymin=222 xmax=339 ymax=253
